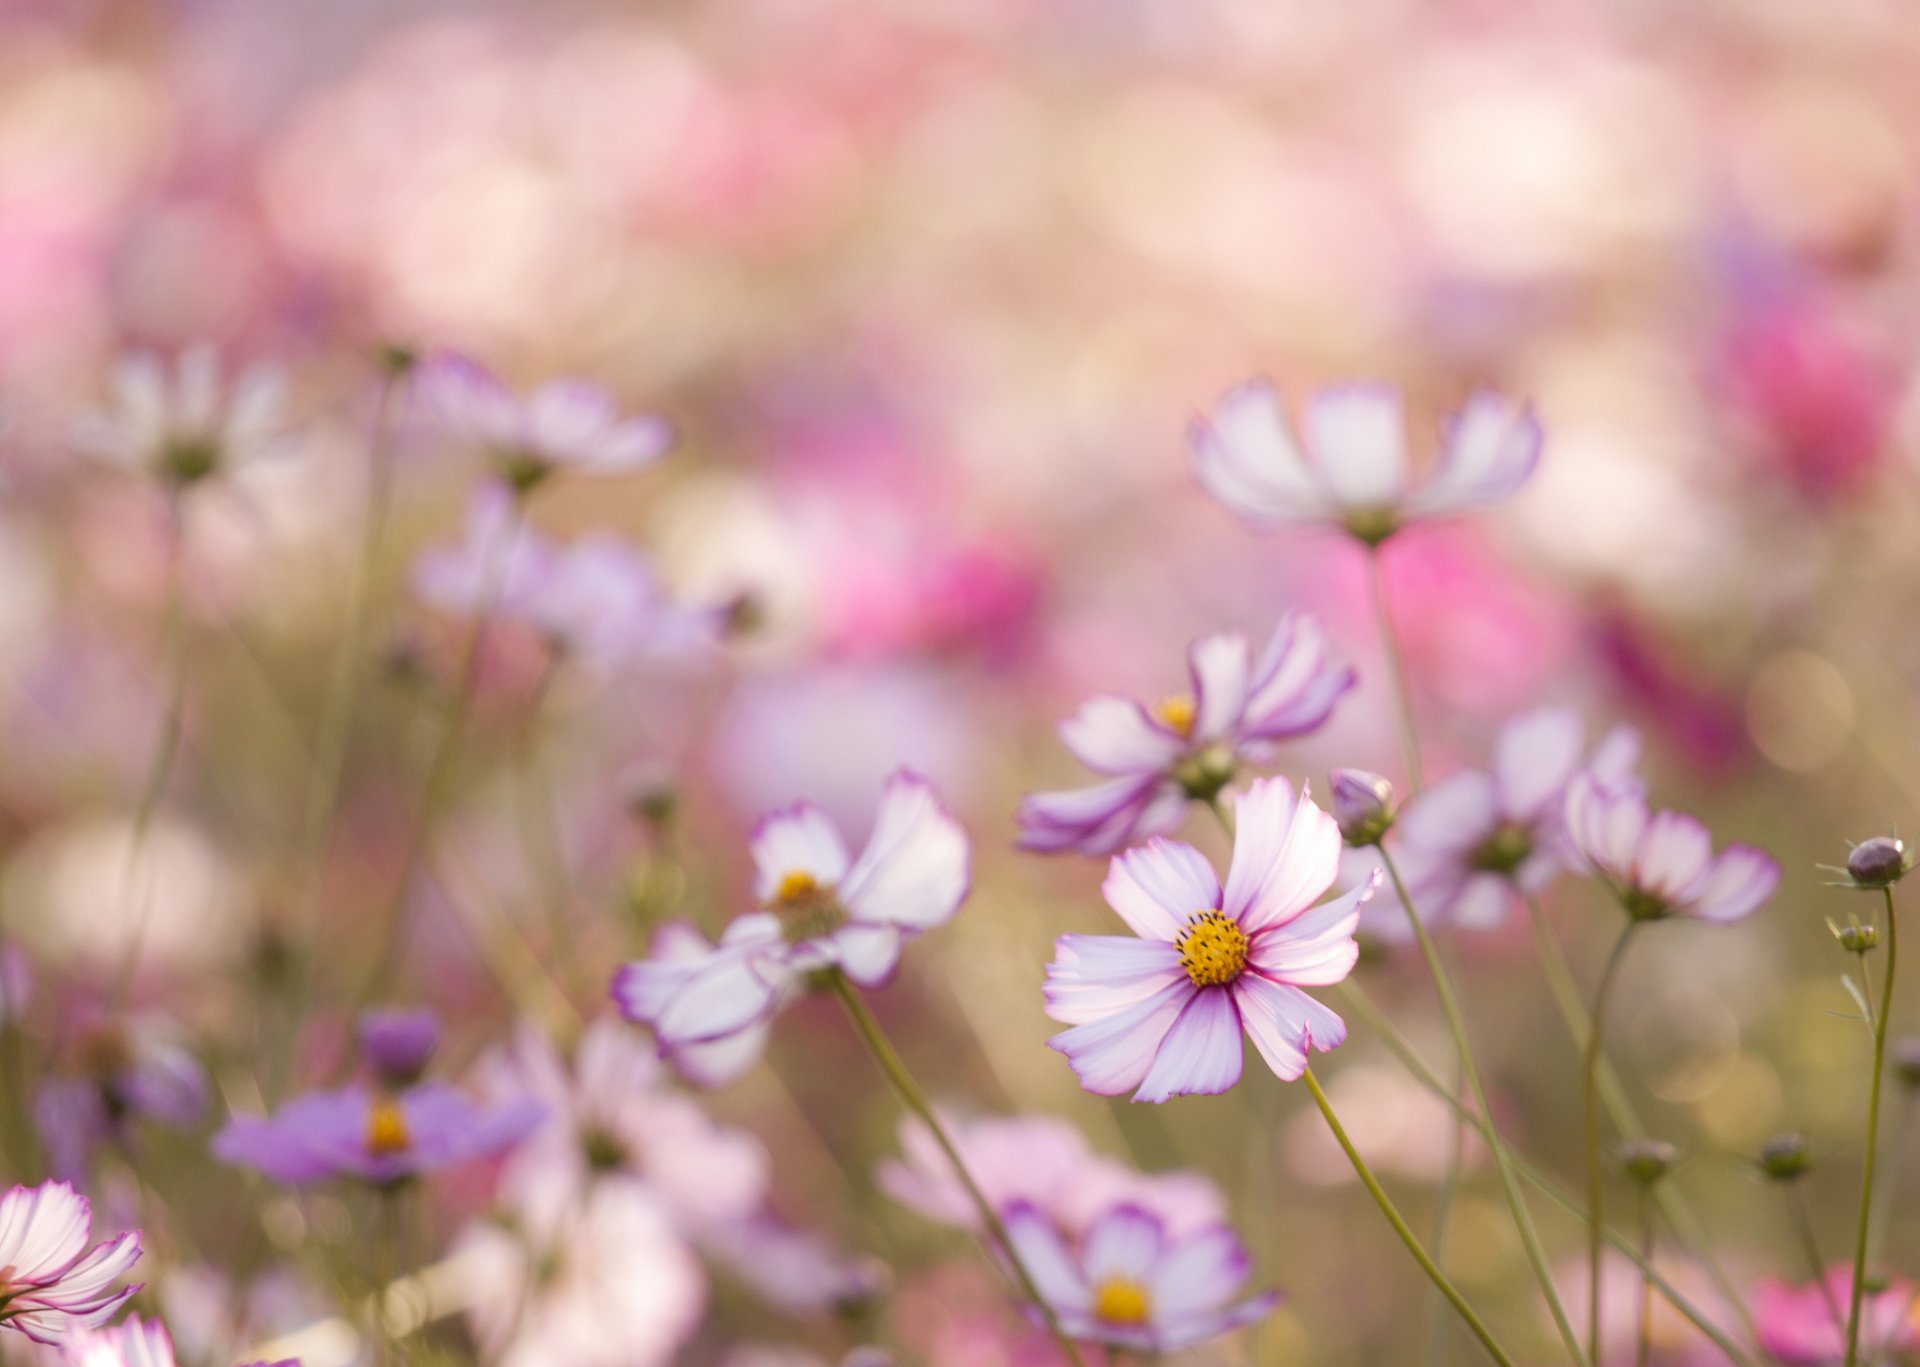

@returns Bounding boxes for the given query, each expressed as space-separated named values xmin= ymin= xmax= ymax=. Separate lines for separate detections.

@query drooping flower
xmin=1191 ymin=381 xmax=1541 ymax=545
xmin=35 ymin=1015 xmax=208 ymax=1183
xmin=71 ymin=347 xmax=289 ymax=489
xmin=63 ymin=1313 xmax=299 ymax=1367
xmin=1044 ymin=778 xmax=1378 ymax=1102
xmin=1563 ymin=775 xmax=1779 ymax=925
xmin=415 ymin=352 xmax=672 ymax=494
xmin=1752 ymin=1268 xmax=1920 ymax=1364
xmin=1001 ymin=1200 xmax=1278 ymax=1353
xmin=1018 ymin=615 xmax=1354 ymax=857
xmin=0 ymin=1181 xmax=142 ymax=1344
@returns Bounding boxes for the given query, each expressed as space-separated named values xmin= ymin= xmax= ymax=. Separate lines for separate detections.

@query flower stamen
xmin=1177 ymin=910 xmax=1248 ymax=988
xmin=769 ymin=869 xmax=847 ymax=944
xmin=1092 ymin=1276 xmax=1152 ymax=1326
xmin=365 ymin=1099 xmax=411 ymax=1155
xmin=1153 ymin=695 xmax=1197 ymax=738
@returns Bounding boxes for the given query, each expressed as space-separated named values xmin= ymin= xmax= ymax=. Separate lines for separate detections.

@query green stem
xmin=1585 ymin=923 xmax=1642 ymax=1367
xmin=1366 ymin=545 xmax=1423 ymax=793
xmin=1378 ymin=849 xmax=1585 ymax=1365
xmin=1300 ymin=1065 xmax=1515 ymax=1366
xmin=826 ymin=972 xmax=1086 ymax=1367
xmin=1843 ymin=888 xmax=1899 ymax=1367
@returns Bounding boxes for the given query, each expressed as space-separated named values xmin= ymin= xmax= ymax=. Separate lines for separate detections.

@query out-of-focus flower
xmin=1752 ymin=1268 xmax=1920 ymax=1364
xmin=1018 ymin=616 xmax=1354 ymax=857
xmin=1844 ymin=836 xmax=1909 ymax=891
xmin=357 ymin=1008 xmax=440 ymax=1088
xmin=616 ymin=922 xmax=774 ymax=1087
xmin=1044 ymin=779 xmax=1378 ymax=1102
xmin=415 ymin=352 xmax=671 ymax=495
xmin=71 ymin=347 xmax=288 ymax=489
xmin=1191 ymin=382 xmax=1540 ymax=545
xmin=614 ymin=770 xmax=968 ymax=1062
xmin=1564 ymin=775 xmax=1779 ymax=924
xmin=0 ymin=942 xmax=32 ymax=1025
xmin=701 ymin=1217 xmax=886 ymax=1316
xmin=1000 ymin=1201 xmax=1277 ymax=1353
xmin=0 ymin=1181 xmax=142 ymax=1344
xmin=212 ymin=1083 xmax=542 ymax=1187
xmin=880 ymin=1112 xmax=1225 ymax=1241
xmin=63 ymin=1313 xmax=297 ymax=1367
xmin=36 ymin=1016 xmax=208 ymax=1182
xmin=1328 ymin=769 xmax=1395 ymax=848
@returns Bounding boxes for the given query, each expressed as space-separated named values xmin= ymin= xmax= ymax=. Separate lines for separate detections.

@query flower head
xmin=71 ymin=347 xmax=288 ymax=488
xmin=0 ymin=1181 xmax=142 ymax=1345
xmin=1019 ymin=615 xmax=1353 ymax=857
xmin=1564 ymin=775 xmax=1779 ymax=924
xmin=1045 ymin=778 xmax=1378 ymax=1102
xmin=1191 ymin=381 xmax=1540 ymax=545
xmin=1753 ymin=1268 xmax=1920 ymax=1364
xmin=58 ymin=1317 xmax=293 ymax=1367
xmin=35 ymin=1015 xmax=208 ymax=1183
xmin=358 ymin=1008 xmax=440 ymax=1088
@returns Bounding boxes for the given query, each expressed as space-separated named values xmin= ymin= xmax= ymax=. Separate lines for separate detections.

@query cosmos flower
xmin=1191 ymin=381 xmax=1541 ymax=544
xmin=0 ymin=1181 xmax=142 ymax=1345
xmin=35 ymin=1015 xmax=208 ymax=1183
xmin=1001 ymin=1200 xmax=1277 ymax=1353
xmin=614 ymin=770 xmax=968 ymax=1061
xmin=416 ymin=352 xmax=672 ymax=494
xmin=1018 ymin=615 xmax=1354 ymax=857
xmin=1752 ymin=1268 xmax=1919 ymax=1364
xmin=71 ymin=347 xmax=289 ymax=488
xmin=1563 ymin=775 xmax=1780 ymax=924
xmin=62 ymin=1314 xmax=297 ymax=1367
xmin=1044 ymin=778 xmax=1378 ymax=1103
xmin=211 ymin=1083 xmax=543 ymax=1187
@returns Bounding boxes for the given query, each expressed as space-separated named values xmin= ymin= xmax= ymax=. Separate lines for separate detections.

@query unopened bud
xmin=1834 ymin=919 xmax=1879 ymax=954
xmin=1758 ymin=1133 xmax=1812 ymax=1181
xmin=1848 ymin=837 xmax=1909 ymax=890
xmin=1618 ymin=1139 xmax=1678 ymax=1187
xmin=1330 ymin=769 xmax=1395 ymax=847
xmin=358 ymin=1008 xmax=439 ymax=1088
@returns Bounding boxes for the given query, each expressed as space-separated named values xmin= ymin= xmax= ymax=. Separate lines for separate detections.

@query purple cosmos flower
xmin=71 ymin=347 xmax=289 ymax=488
xmin=1018 ymin=614 xmax=1354 ymax=857
xmin=35 ymin=1016 xmax=209 ymax=1183
xmin=416 ymin=352 xmax=672 ymax=494
xmin=1044 ymin=778 xmax=1379 ymax=1103
xmin=62 ymin=1315 xmax=298 ymax=1367
xmin=614 ymin=770 xmax=969 ymax=1062
xmin=1002 ymin=1200 xmax=1278 ymax=1353
xmin=358 ymin=1008 xmax=440 ymax=1088
xmin=1191 ymin=381 xmax=1541 ymax=544
xmin=1564 ymin=775 xmax=1780 ymax=924
xmin=0 ymin=1181 xmax=142 ymax=1345
xmin=212 ymin=1083 xmax=543 ymax=1187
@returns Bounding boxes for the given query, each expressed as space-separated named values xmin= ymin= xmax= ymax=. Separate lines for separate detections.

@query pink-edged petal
xmin=750 ymin=802 xmax=851 ymax=900
xmin=667 ymin=1019 xmax=770 ymax=1088
xmin=1059 ymin=697 xmax=1185 ymax=775
xmin=1044 ymin=935 xmax=1187 ymax=1027
xmin=590 ymin=416 xmax=674 ymax=471
xmin=1585 ymin=725 xmax=1643 ymax=791
xmin=1017 ymin=777 xmax=1166 ymax=856
xmin=1413 ymin=390 xmax=1542 ymax=516
xmin=1246 ymin=874 xmax=1373 ymax=986
xmin=1103 ymin=840 xmax=1222 ymax=941
xmin=1132 ymin=989 xmax=1244 ymax=1103
xmin=1156 ymin=1291 xmax=1283 ymax=1352
xmin=1239 ymin=614 xmax=1354 ymax=740
xmin=1302 ymin=383 xmax=1407 ymax=508
xmin=1233 ymin=975 xmax=1345 ymax=1080
xmin=1225 ymin=779 xmax=1342 ymax=933
xmin=1634 ymin=810 xmax=1712 ymax=900
xmin=1000 ymin=1202 xmax=1091 ymax=1314
xmin=1083 ymin=1205 xmax=1167 ymax=1282
xmin=1149 ymin=1225 xmax=1252 ymax=1320
xmin=1049 ymin=981 xmax=1192 ymax=1098
xmin=840 ymin=771 xmax=970 ymax=930
xmin=1189 ymin=380 xmax=1330 ymax=527
xmin=653 ymin=949 xmax=789 ymax=1044
xmin=1395 ymin=771 xmax=1499 ymax=855
xmin=0 ymin=1182 xmax=90 ymax=1279
xmin=1187 ymin=632 xmax=1252 ymax=744
xmin=824 ymin=923 xmax=904 ymax=986
xmin=1491 ymin=707 xmax=1585 ymax=823
xmin=1688 ymin=845 xmax=1779 ymax=923
xmin=416 ymin=352 xmax=522 ymax=447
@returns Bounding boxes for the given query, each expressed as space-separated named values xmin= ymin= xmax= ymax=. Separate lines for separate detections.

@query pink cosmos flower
xmin=62 ymin=1316 xmax=297 ymax=1367
xmin=613 ymin=770 xmax=968 ymax=1066
xmin=416 ymin=352 xmax=672 ymax=494
xmin=1563 ymin=775 xmax=1779 ymax=924
xmin=1044 ymin=778 xmax=1379 ymax=1102
xmin=71 ymin=347 xmax=289 ymax=488
xmin=1752 ymin=1268 xmax=1919 ymax=1364
xmin=0 ymin=1181 xmax=142 ymax=1345
xmin=1001 ymin=1201 xmax=1278 ymax=1353
xmin=1191 ymin=381 xmax=1541 ymax=544
xmin=1018 ymin=615 xmax=1354 ymax=857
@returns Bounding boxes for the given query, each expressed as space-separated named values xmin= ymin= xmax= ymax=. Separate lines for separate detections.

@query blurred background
xmin=5 ymin=0 xmax=1920 ymax=1362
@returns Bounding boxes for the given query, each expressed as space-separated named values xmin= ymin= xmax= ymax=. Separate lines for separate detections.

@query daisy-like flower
xmin=71 ymin=346 xmax=288 ymax=489
xmin=613 ymin=770 xmax=968 ymax=1065
xmin=1752 ymin=1268 xmax=1920 ymax=1364
xmin=416 ymin=352 xmax=672 ymax=495
xmin=212 ymin=1083 xmax=543 ymax=1187
xmin=36 ymin=1015 xmax=208 ymax=1183
xmin=0 ymin=1181 xmax=142 ymax=1345
xmin=1191 ymin=381 xmax=1541 ymax=545
xmin=1044 ymin=778 xmax=1379 ymax=1103
xmin=1002 ymin=1201 xmax=1278 ymax=1353
xmin=1564 ymin=775 xmax=1780 ymax=925
xmin=1018 ymin=614 xmax=1354 ymax=858
xmin=63 ymin=1316 xmax=297 ymax=1367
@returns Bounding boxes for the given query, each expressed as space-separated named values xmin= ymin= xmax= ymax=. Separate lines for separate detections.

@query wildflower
xmin=1757 ymin=1134 xmax=1812 ymax=1182
xmin=71 ymin=347 xmax=288 ymax=489
xmin=1753 ymin=1268 xmax=1920 ymax=1364
xmin=1018 ymin=615 xmax=1354 ymax=857
xmin=357 ymin=1008 xmax=440 ymax=1088
xmin=1044 ymin=778 xmax=1378 ymax=1102
xmin=1846 ymin=836 xmax=1909 ymax=890
xmin=1190 ymin=381 xmax=1540 ymax=545
xmin=62 ymin=1317 xmax=297 ymax=1367
xmin=1564 ymin=775 xmax=1779 ymax=924
xmin=0 ymin=1181 xmax=142 ymax=1344
xmin=35 ymin=1016 xmax=208 ymax=1183
xmin=700 ymin=1217 xmax=887 ymax=1317
xmin=1000 ymin=1201 xmax=1278 ymax=1353
xmin=415 ymin=352 xmax=671 ymax=495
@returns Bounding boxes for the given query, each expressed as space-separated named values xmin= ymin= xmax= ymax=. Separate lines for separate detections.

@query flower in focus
xmin=1001 ymin=1200 xmax=1277 ymax=1352
xmin=71 ymin=347 xmax=288 ymax=489
xmin=416 ymin=352 xmax=672 ymax=495
xmin=1564 ymin=775 xmax=1780 ymax=924
xmin=35 ymin=1015 xmax=208 ymax=1183
xmin=1752 ymin=1268 xmax=1920 ymax=1364
xmin=0 ymin=1181 xmax=141 ymax=1344
xmin=1018 ymin=615 xmax=1354 ymax=857
xmin=1191 ymin=381 xmax=1540 ymax=545
xmin=1045 ymin=778 xmax=1379 ymax=1102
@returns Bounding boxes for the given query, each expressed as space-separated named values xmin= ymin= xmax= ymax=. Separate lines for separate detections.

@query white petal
xmin=1190 ymin=380 xmax=1330 ymax=526
xmin=1104 ymin=840 xmax=1222 ymax=941
xmin=1132 ymin=988 xmax=1244 ymax=1103
xmin=750 ymin=802 xmax=850 ymax=900
xmin=841 ymin=771 xmax=970 ymax=930
xmin=1302 ymin=384 xmax=1407 ymax=508
xmin=1491 ymin=707 xmax=1585 ymax=823
xmin=1059 ymin=697 xmax=1184 ymax=776
xmin=1227 ymin=779 xmax=1342 ymax=934
xmin=1187 ymin=632 xmax=1252 ymax=744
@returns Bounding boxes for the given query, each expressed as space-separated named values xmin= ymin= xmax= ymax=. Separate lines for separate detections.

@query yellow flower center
xmin=1153 ymin=695 xmax=1197 ymax=738
xmin=769 ymin=869 xmax=846 ymax=944
xmin=1092 ymin=1276 xmax=1152 ymax=1326
xmin=775 ymin=870 xmax=819 ymax=904
xmin=1178 ymin=910 xmax=1248 ymax=987
xmin=365 ymin=1099 xmax=411 ymax=1155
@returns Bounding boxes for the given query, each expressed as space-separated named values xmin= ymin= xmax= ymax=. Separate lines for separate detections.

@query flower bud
xmin=1758 ymin=1133 xmax=1812 ymax=1181
xmin=1330 ymin=769 xmax=1395 ymax=847
xmin=1893 ymin=1038 xmax=1920 ymax=1089
xmin=1835 ymin=919 xmax=1879 ymax=954
xmin=359 ymin=1008 xmax=439 ymax=1088
xmin=1618 ymin=1139 xmax=1678 ymax=1187
xmin=1848 ymin=837 xmax=1909 ymax=890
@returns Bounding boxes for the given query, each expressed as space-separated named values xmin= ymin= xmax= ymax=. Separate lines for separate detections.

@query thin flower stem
xmin=1843 ymin=888 xmax=1900 ymax=1367
xmin=1634 ymin=1189 xmax=1655 ymax=1367
xmin=1787 ymin=1181 xmax=1845 ymax=1330
xmin=825 ymin=971 xmax=1087 ymax=1367
xmin=1378 ymin=849 xmax=1586 ymax=1365
xmin=1365 ymin=545 xmax=1423 ymax=793
xmin=1421 ymin=1053 xmax=1466 ymax=1367
xmin=1586 ymin=923 xmax=1642 ymax=1367
xmin=1299 ymin=1064 xmax=1515 ymax=1367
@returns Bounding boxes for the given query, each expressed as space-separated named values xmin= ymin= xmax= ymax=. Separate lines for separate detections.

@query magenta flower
xmin=0 ymin=1181 xmax=142 ymax=1345
xmin=212 ymin=1083 xmax=543 ymax=1187
xmin=1002 ymin=1200 xmax=1278 ymax=1352
xmin=1018 ymin=615 xmax=1354 ymax=857
xmin=1753 ymin=1268 xmax=1919 ymax=1364
xmin=1191 ymin=381 xmax=1541 ymax=544
xmin=1044 ymin=778 xmax=1379 ymax=1102
xmin=71 ymin=346 xmax=289 ymax=488
xmin=1564 ymin=774 xmax=1780 ymax=924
